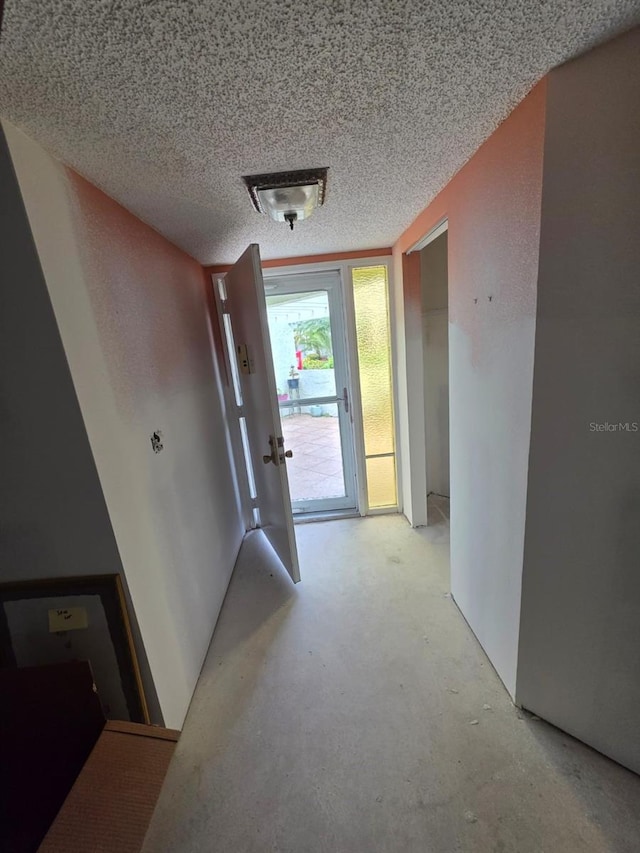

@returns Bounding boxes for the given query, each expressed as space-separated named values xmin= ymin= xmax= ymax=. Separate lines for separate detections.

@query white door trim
xmin=400 ymin=219 xmax=449 ymax=527
xmin=406 ymin=218 xmax=448 ymax=254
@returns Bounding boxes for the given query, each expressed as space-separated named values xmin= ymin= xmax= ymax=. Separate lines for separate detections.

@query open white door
xmin=215 ymin=245 xmax=300 ymax=582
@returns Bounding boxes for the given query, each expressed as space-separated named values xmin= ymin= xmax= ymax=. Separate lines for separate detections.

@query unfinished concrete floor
xmin=143 ymin=507 xmax=640 ymax=852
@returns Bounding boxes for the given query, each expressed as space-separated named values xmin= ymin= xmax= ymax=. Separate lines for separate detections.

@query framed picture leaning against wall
xmin=0 ymin=574 xmax=149 ymax=723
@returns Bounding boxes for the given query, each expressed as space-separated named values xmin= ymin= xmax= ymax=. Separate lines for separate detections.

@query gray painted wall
xmin=421 ymin=234 xmax=450 ymax=497
xmin=421 ymin=233 xmax=448 ymax=312
xmin=517 ymin=27 xmax=640 ymax=774
xmin=0 ymin=126 xmax=162 ymax=722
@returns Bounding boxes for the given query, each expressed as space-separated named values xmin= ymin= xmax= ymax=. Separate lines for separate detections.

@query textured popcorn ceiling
xmin=0 ymin=2 xmax=638 ymax=264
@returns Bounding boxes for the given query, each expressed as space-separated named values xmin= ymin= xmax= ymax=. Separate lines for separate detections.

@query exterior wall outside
xmin=517 ymin=27 xmax=640 ymax=774
xmin=297 ymin=370 xmax=336 ymax=415
xmin=267 ymin=308 xmax=298 ymax=400
xmin=266 ymin=298 xmax=336 ymax=415
xmin=394 ymin=82 xmax=547 ymax=696
xmin=5 ymin=122 xmax=244 ymax=729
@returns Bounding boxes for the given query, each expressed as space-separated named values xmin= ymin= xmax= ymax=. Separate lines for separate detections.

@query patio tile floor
xmin=280 ymin=413 xmax=344 ymax=503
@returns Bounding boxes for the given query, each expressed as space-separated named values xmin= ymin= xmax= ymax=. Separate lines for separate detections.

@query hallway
xmin=143 ymin=510 xmax=640 ymax=853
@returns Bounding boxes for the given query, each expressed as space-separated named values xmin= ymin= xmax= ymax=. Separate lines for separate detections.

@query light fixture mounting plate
xmin=242 ymin=167 xmax=328 ymax=217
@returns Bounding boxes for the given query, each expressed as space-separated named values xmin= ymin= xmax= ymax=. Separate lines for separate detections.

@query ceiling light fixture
xmin=243 ymin=168 xmax=328 ymax=230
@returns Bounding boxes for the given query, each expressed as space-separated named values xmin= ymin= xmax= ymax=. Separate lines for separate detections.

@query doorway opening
xmin=420 ymin=229 xmax=450 ymax=513
xmin=212 ymin=249 xmax=398 ymax=561
xmin=264 ymin=271 xmax=358 ymax=516
xmin=401 ymin=219 xmax=450 ymax=528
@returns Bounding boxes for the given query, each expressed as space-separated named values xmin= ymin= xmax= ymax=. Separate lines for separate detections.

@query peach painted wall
xmin=393 ymin=82 xmax=547 ymax=696
xmin=4 ymin=122 xmax=244 ymax=728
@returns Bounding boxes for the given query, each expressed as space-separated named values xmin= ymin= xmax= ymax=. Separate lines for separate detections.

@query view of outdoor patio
xmin=280 ymin=412 xmax=345 ymax=503
xmin=266 ymin=287 xmax=347 ymax=507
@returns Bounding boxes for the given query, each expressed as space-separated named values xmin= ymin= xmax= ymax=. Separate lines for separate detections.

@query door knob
xmin=264 ymin=435 xmax=292 ymax=465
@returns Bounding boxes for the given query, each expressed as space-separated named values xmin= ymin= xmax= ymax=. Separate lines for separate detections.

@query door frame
xmin=263 ymin=255 xmax=396 ymax=518
xmin=264 ymin=270 xmax=358 ymax=516
xmin=400 ymin=217 xmax=449 ymax=527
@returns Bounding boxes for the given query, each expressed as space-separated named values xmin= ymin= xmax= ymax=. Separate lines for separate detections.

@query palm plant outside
xmin=293 ymin=318 xmax=333 ymax=368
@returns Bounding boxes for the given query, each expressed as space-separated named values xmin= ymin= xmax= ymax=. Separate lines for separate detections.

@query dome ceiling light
xmin=243 ymin=168 xmax=328 ymax=231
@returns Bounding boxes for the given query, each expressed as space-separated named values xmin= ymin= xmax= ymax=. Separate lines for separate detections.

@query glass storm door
xmin=264 ymin=271 xmax=358 ymax=515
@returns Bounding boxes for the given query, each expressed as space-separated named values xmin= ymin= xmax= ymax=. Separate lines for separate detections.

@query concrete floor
xmin=143 ymin=506 xmax=640 ymax=852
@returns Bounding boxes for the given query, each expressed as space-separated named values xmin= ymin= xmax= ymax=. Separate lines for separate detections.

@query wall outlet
xmin=48 ymin=606 xmax=88 ymax=632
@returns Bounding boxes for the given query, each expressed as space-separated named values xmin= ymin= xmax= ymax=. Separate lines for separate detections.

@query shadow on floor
xmin=518 ymin=709 xmax=640 ymax=844
xmin=205 ymin=528 xmax=296 ymax=662
xmin=178 ymin=529 xmax=298 ymax=760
